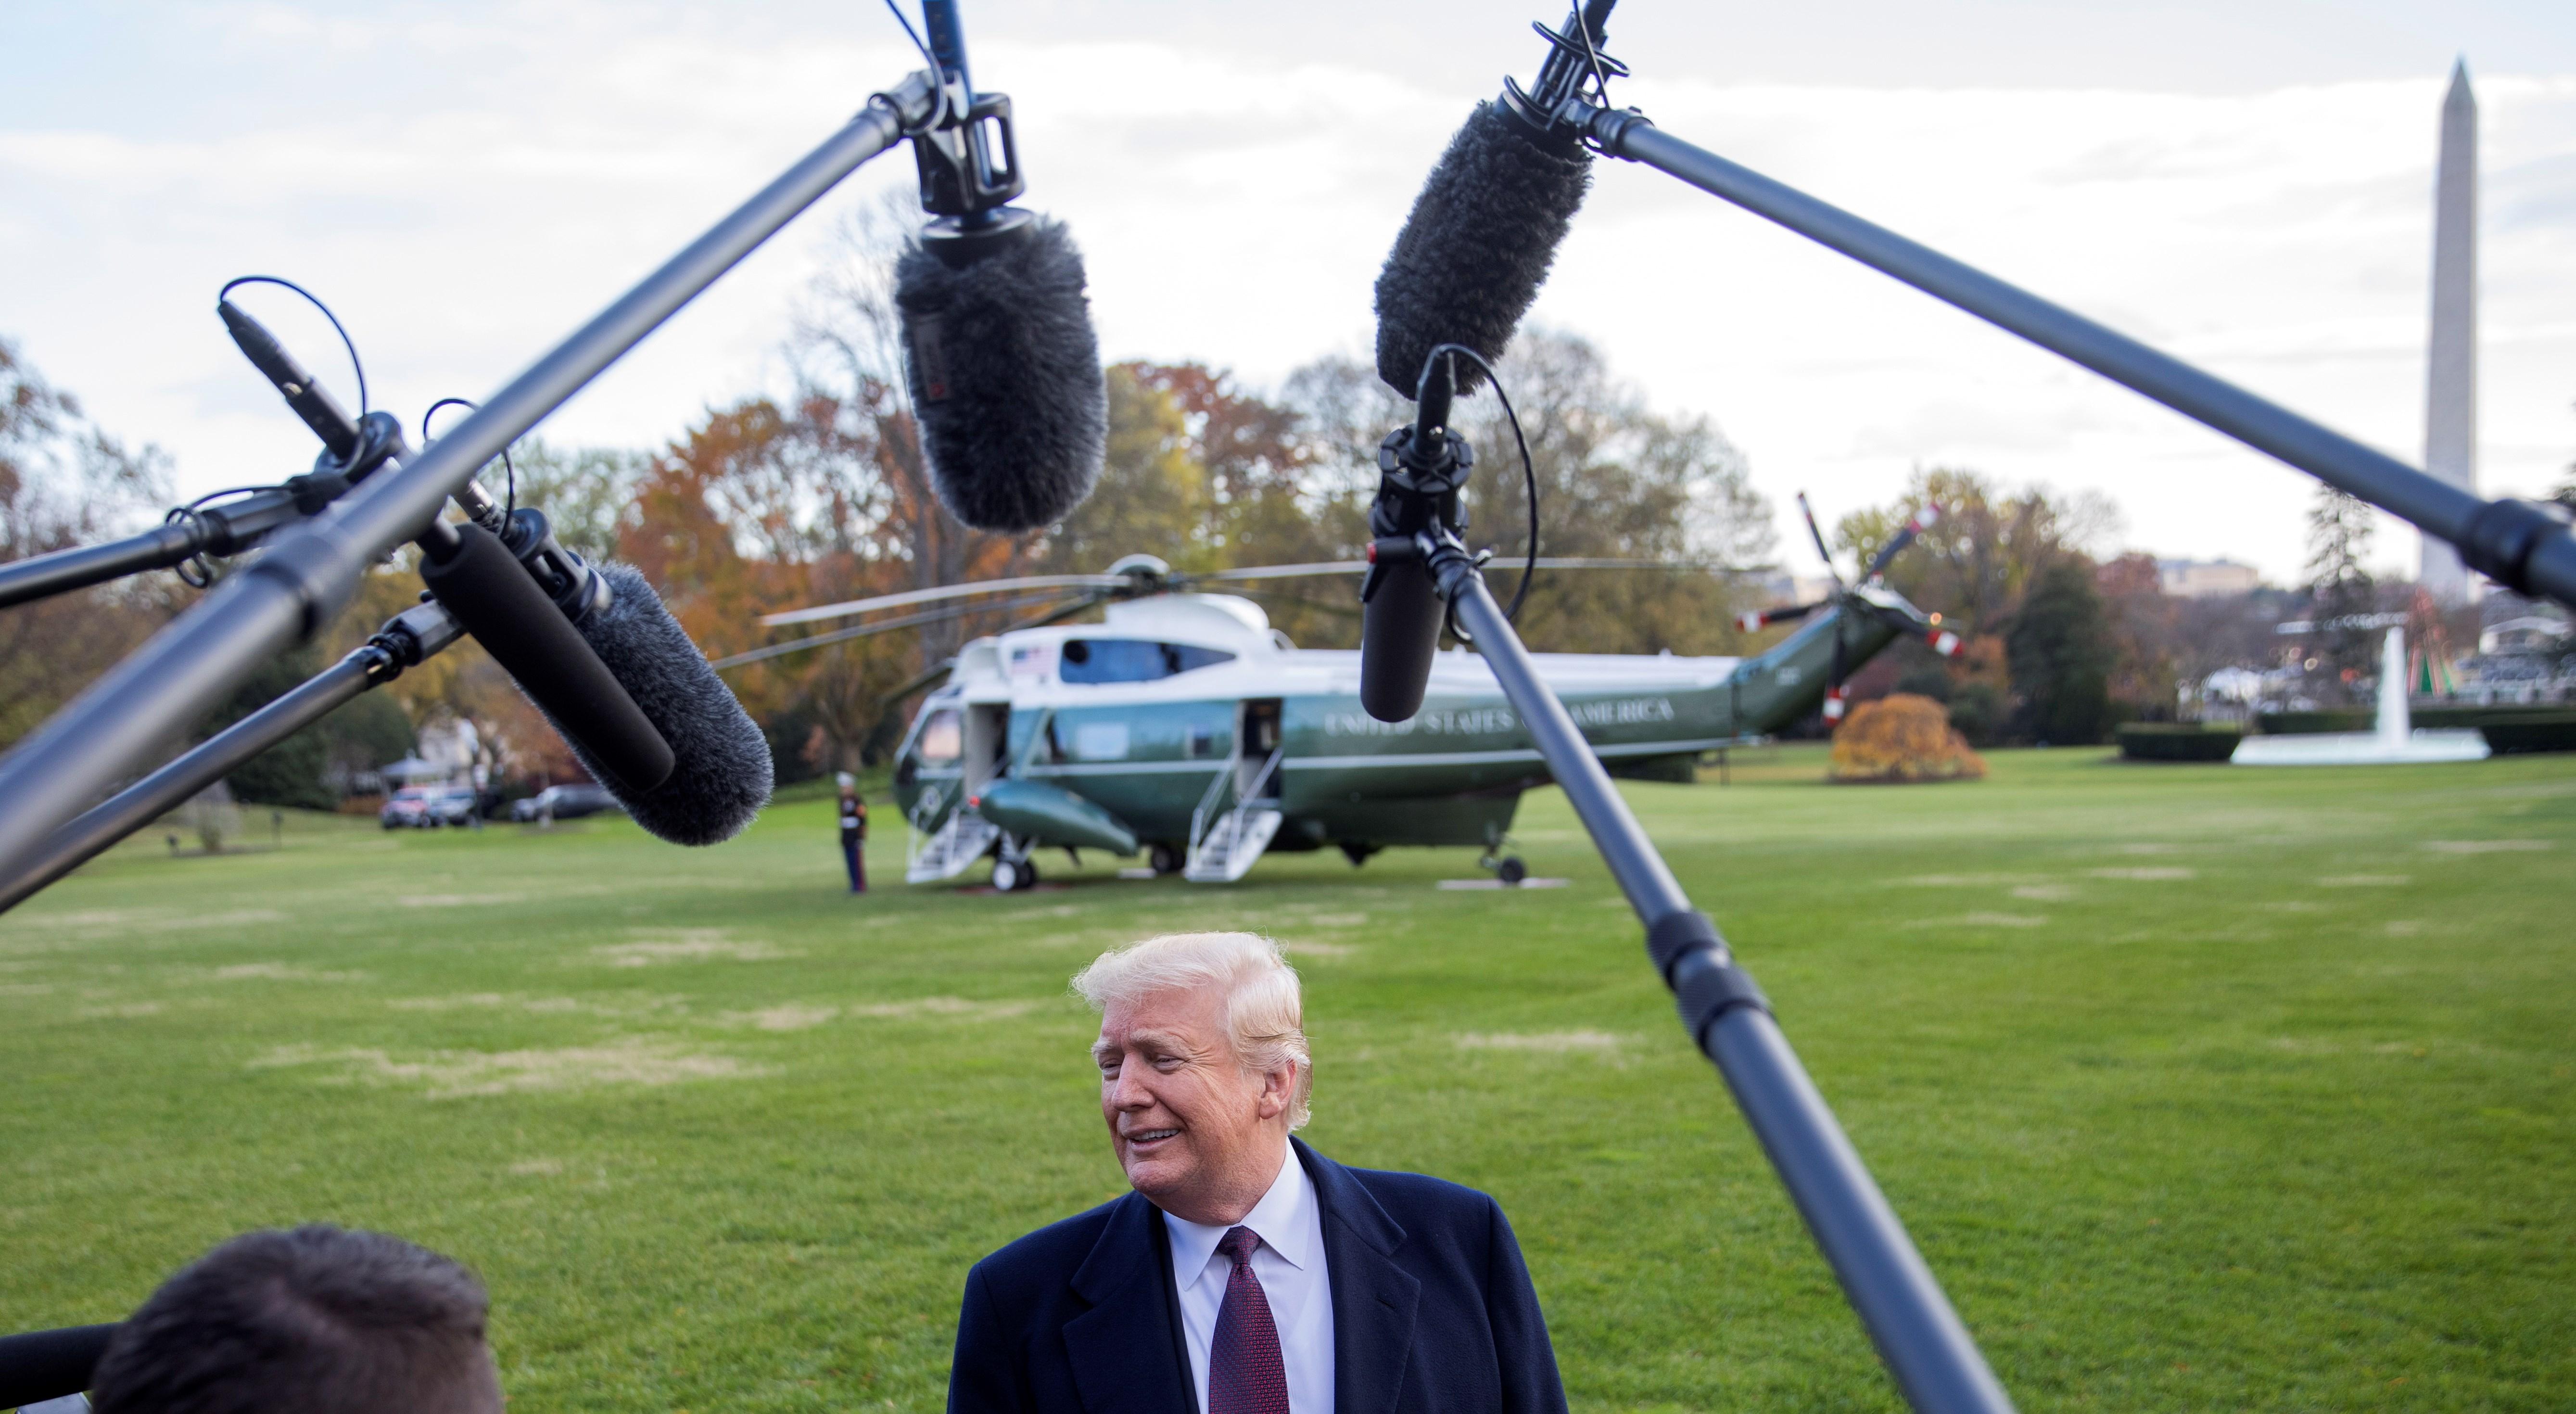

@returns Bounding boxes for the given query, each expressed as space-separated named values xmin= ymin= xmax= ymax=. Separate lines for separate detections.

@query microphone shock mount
xmin=1499 ymin=0 xmax=1628 ymax=149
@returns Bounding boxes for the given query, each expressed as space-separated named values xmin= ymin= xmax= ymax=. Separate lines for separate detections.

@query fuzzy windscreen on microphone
xmin=570 ymin=565 xmax=774 ymax=846
xmin=1374 ymin=102 xmax=1591 ymax=399
xmin=895 ymin=217 xmax=1107 ymax=533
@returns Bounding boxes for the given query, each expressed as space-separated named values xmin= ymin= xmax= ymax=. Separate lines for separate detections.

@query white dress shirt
xmin=1162 ymin=1144 xmax=1335 ymax=1414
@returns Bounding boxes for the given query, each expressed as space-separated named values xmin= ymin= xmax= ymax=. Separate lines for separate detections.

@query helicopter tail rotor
xmin=1740 ymin=493 xmax=1961 ymax=724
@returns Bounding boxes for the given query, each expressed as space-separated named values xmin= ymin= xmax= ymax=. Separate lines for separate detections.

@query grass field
xmin=2 ymin=746 xmax=2571 ymax=1412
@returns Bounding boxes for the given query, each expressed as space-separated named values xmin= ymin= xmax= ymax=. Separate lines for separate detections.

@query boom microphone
xmin=574 ymin=562 xmax=775 ymax=846
xmin=1371 ymin=2 xmax=1613 ymax=398
xmin=419 ymin=516 xmax=771 ymax=846
xmin=895 ymin=220 xmax=1106 ymax=532
xmin=218 ymin=294 xmax=363 ymax=461
xmin=891 ymin=0 xmax=1106 ymax=533
xmin=1359 ymin=352 xmax=1473 ymax=723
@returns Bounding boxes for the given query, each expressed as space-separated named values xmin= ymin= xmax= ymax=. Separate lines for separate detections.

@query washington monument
xmin=2419 ymin=60 xmax=2478 ymax=605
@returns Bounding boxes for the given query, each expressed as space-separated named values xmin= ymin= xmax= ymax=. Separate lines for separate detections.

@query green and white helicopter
xmin=735 ymin=499 xmax=1955 ymax=890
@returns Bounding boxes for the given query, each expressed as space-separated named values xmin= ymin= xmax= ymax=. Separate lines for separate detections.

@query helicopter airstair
xmin=907 ymin=785 xmax=1002 ymax=883
xmin=1185 ymin=745 xmax=1283 ymax=883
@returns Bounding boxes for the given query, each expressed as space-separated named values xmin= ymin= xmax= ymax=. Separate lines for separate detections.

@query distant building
xmin=411 ymin=718 xmax=487 ymax=789
xmin=1748 ymin=570 xmax=1844 ymax=610
xmin=2157 ymin=558 xmax=2262 ymax=599
xmin=2479 ymin=616 xmax=2569 ymax=656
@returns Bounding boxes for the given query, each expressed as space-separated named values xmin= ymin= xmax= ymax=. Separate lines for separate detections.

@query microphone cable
xmin=422 ymin=397 xmax=518 ymax=522
xmin=1411 ymin=343 xmax=1540 ymax=642
xmin=880 ymin=0 xmax=952 ymax=136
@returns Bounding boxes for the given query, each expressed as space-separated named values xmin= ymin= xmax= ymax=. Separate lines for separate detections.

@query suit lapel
xmin=1300 ymin=1139 xmax=1421 ymax=1414
xmin=1064 ymin=1192 xmax=1195 ymax=1414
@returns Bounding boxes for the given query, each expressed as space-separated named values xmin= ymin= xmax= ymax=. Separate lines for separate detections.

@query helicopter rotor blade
xmin=867 ymin=595 xmax=1112 ymax=705
xmin=876 ymin=656 xmax=957 ymax=708
xmin=1192 ymin=561 xmax=1369 ymax=583
xmin=716 ymin=591 xmax=1096 ymax=670
xmin=1862 ymin=501 xmax=1943 ymax=583
xmin=1795 ymin=492 xmax=1847 ymax=594
xmin=761 ymin=574 xmax=1128 ymax=628
xmin=1734 ymin=600 xmax=1827 ymax=633
xmin=1227 ymin=585 xmax=1365 ymax=619
xmin=1519 ymin=557 xmax=1766 ymax=572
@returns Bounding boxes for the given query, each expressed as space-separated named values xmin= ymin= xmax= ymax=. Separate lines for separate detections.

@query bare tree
xmin=1281 ymin=331 xmax=1774 ymax=655
xmin=0 ymin=337 xmax=183 ymax=748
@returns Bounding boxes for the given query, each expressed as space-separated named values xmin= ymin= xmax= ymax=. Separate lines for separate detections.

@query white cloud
xmin=1 ymin=7 xmax=2569 ymax=590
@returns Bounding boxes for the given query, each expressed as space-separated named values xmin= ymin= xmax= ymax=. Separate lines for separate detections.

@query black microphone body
xmin=419 ymin=522 xmax=676 ymax=795
xmin=1359 ymin=357 xmax=1472 ymax=724
xmin=1362 ymin=5 xmax=1617 ymax=718
xmin=218 ymin=299 xmax=361 ymax=461
xmin=889 ymin=0 xmax=1106 ymax=534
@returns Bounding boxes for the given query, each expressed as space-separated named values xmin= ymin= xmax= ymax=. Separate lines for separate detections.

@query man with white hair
xmin=946 ymin=931 xmax=1568 ymax=1414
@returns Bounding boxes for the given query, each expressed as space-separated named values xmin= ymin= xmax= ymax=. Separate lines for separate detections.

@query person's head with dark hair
xmin=89 ymin=1225 xmax=502 ymax=1414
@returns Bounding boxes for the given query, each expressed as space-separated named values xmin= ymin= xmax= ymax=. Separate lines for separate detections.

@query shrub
xmin=2416 ymin=705 xmax=2576 ymax=730
xmin=1830 ymin=694 xmax=1987 ymax=783
xmin=2480 ymin=713 xmax=2576 ymax=755
xmin=2118 ymin=722 xmax=2243 ymax=762
xmin=2259 ymin=706 xmax=2573 ymax=735
xmin=2257 ymin=711 xmax=2369 ymax=735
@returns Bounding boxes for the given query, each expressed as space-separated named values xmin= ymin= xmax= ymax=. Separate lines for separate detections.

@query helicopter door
xmin=1236 ymin=699 xmax=1283 ymax=801
xmin=962 ymin=703 xmax=1011 ymax=796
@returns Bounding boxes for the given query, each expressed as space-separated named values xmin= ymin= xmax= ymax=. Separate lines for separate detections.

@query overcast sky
xmin=4 ymin=0 xmax=2571 ymax=586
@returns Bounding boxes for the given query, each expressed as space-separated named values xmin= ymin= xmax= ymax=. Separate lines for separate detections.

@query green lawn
xmin=3 ymin=748 xmax=2570 ymax=1412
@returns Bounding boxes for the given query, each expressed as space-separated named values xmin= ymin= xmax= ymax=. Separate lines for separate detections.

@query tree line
xmin=24 ymin=206 xmax=2513 ymax=797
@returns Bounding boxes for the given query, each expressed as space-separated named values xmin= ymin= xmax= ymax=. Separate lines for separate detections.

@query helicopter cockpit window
xmin=1057 ymin=638 xmax=1236 ymax=684
xmin=914 ymin=708 xmax=963 ymax=765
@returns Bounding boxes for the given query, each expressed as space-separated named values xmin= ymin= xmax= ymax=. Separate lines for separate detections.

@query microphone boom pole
xmin=0 ymin=71 xmax=939 ymax=879
xmin=1559 ymin=100 xmax=2576 ymax=611
xmin=1414 ymin=529 xmax=2014 ymax=1414
xmin=0 ymin=411 xmax=406 ymax=611
xmin=0 ymin=600 xmax=462 ymax=916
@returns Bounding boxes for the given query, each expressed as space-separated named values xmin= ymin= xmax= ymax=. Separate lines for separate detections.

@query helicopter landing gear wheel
xmin=991 ymin=857 xmax=1028 ymax=892
xmin=1149 ymin=842 xmax=1183 ymax=876
xmin=1495 ymin=855 xmax=1528 ymax=887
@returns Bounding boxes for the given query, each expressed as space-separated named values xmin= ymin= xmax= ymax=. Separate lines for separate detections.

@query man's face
xmin=1094 ymin=983 xmax=1289 ymax=1225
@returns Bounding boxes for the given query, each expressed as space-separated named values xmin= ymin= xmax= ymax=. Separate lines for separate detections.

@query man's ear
xmin=1254 ymin=1063 xmax=1296 ymax=1121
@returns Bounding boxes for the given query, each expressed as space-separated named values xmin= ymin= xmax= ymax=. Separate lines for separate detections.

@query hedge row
xmin=2481 ymin=714 xmax=2576 ymax=755
xmin=2117 ymin=723 xmax=2244 ymax=762
xmin=2257 ymin=704 xmax=2574 ymax=735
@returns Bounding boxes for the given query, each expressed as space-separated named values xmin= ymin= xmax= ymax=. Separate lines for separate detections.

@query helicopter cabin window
xmin=914 ymin=708 xmax=963 ymax=766
xmin=1057 ymin=638 xmax=1236 ymax=684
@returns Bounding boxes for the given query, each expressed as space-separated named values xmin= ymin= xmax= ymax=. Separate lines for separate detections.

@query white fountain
xmin=2233 ymin=627 xmax=2490 ymax=765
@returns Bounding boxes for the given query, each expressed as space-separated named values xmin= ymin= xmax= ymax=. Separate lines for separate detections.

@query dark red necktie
xmin=1207 ymin=1226 xmax=1291 ymax=1414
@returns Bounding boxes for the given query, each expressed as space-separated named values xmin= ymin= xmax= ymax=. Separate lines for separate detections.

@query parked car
xmin=380 ymin=786 xmax=480 ymax=829
xmin=510 ymin=783 xmax=622 ymax=823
